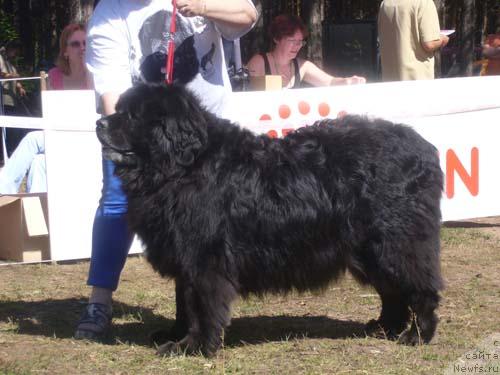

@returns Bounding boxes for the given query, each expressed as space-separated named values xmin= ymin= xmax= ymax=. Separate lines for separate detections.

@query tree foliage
xmin=0 ymin=0 xmax=498 ymax=79
xmin=0 ymin=9 xmax=18 ymax=43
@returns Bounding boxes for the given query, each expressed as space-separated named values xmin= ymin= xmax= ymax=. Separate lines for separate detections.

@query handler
xmin=75 ymin=0 xmax=257 ymax=341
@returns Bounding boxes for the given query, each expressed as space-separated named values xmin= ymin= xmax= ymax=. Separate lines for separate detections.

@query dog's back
xmin=202 ymin=114 xmax=443 ymax=293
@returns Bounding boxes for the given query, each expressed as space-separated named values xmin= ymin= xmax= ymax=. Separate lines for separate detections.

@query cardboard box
xmin=0 ymin=193 xmax=50 ymax=262
xmin=249 ymin=75 xmax=283 ymax=91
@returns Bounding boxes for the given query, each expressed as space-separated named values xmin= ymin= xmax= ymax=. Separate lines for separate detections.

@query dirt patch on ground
xmin=0 ymin=220 xmax=499 ymax=374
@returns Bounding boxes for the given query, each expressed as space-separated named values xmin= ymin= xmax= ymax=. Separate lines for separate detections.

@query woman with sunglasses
xmin=0 ymin=23 xmax=92 ymax=194
xmin=48 ymin=23 xmax=92 ymax=90
xmin=247 ymin=14 xmax=365 ymax=89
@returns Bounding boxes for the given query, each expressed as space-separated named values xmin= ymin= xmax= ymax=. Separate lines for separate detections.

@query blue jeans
xmin=87 ymin=158 xmax=134 ymax=291
xmin=0 ymin=130 xmax=46 ymax=194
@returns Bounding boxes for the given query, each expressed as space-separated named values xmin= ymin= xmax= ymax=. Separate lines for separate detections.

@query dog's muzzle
xmin=96 ymin=117 xmax=109 ymax=130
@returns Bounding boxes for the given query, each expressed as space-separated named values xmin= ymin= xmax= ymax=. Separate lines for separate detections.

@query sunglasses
xmin=285 ymin=39 xmax=307 ymax=47
xmin=68 ymin=40 xmax=86 ymax=48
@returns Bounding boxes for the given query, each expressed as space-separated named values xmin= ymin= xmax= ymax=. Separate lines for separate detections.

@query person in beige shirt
xmin=378 ymin=0 xmax=449 ymax=81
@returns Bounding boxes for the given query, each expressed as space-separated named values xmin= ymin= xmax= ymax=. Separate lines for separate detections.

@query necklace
xmin=270 ymin=52 xmax=293 ymax=87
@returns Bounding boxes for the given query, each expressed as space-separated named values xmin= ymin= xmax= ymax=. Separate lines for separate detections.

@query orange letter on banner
xmin=446 ymin=148 xmax=479 ymax=199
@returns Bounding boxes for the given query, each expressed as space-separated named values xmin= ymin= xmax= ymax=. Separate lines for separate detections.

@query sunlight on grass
xmin=0 ymin=316 xmax=19 ymax=334
xmin=441 ymin=227 xmax=493 ymax=247
xmin=0 ymin=224 xmax=498 ymax=374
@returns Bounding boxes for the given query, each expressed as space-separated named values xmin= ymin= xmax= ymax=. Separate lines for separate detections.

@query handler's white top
xmin=86 ymin=0 xmax=255 ymax=116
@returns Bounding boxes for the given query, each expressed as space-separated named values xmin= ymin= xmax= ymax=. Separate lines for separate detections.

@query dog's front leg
xmin=156 ymin=271 xmax=236 ymax=357
xmin=150 ymin=278 xmax=189 ymax=345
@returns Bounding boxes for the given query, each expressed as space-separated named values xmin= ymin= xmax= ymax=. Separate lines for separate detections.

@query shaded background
xmin=0 ymin=0 xmax=498 ymax=84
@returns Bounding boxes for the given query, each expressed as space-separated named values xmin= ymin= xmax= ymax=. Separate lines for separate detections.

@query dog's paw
xmin=397 ymin=329 xmax=423 ymax=346
xmin=150 ymin=330 xmax=171 ymax=346
xmin=150 ymin=323 xmax=188 ymax=345
xmin=155 ymin=336 xmax=204 ymax=357
xmin=364 ymin=319 xmax=385 ymax=337
xmin=364 ymin=319 xmax=380 ymax=331
xmin=156 ymin=341 xmax=184 ymax=356
xmin=364 ymin=319 xmax=404 ymax=341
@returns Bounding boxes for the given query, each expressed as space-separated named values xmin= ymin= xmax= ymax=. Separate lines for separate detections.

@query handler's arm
xmin=302 ymin=60 xmax=366 ymax=87
xmin=177 ymin=0 xmax=257 ymax=37
xmin=86 ymin=2 xmax=132 ymax=116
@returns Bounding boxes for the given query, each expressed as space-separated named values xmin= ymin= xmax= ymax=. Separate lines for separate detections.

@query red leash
xmin=165 ymin=0 xmax=177 ymax=84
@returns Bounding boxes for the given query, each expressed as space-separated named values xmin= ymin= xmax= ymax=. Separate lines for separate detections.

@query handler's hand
xmin=177 ymin=0 xmax=206 ymax=17
xmin=346 ymin=75 xmax=366 ymax=85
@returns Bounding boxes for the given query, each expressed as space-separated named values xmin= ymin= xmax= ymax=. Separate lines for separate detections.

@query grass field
xmin=0 ymin=220 xmax=499 ymax=374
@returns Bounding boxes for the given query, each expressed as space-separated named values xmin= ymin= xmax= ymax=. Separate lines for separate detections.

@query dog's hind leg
xmin=364 ymin=290 xmax=411 ymax=340
xmin=348 ymin=252 xmax=411 ymax=340
xmin=397 ymin=290 xmax=440 ymax=345
xmin=397 ymin=235 xmax=442 ymax=345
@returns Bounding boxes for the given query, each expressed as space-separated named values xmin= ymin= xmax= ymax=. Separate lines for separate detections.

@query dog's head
xmin=96 ymin=83 xmax=208 ymax=174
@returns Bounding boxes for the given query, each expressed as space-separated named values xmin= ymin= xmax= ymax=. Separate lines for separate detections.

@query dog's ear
xmin=156 ymin=87 xmax=208 ymax=168
xmin=160 ymin=116 xmax=206 ymax=167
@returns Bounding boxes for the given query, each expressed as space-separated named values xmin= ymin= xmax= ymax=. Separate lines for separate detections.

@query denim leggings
xmin=87 ymin=158 xmax=134 ymax=291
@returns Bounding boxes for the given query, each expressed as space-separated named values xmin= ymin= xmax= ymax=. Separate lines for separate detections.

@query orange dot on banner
xmin=279 ymin=104 xmax=291 ymax=119
xmin=267 ymin=130 xmax=278 ymax=138
xmin=260 ymin=114 xmax=272 ymax=121
xmin=298 ymin=101 xmax=310 ymax=115
xmin=337 ymin=110 xmax=348 ymax=119
xmin=318 ymin=102 xmax=330 ymax=117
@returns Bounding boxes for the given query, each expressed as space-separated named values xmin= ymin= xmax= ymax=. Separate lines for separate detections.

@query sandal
xmin=74 ymin=303 xmax=112 ymax=341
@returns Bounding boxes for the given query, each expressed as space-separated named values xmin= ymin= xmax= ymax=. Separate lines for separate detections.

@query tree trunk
xmin=457 ymin=0 xmax=475 ymax=76
xmin=302 ymin=0 xmax=323 ymax=67
xmin=68 ymin=0 xmax=94 ymax=23
xmin=486 ymin=0 xmax=500 ymax=33
xmin=15 ymin=0 xmax=34 ymax=71
xmin=434 ymin=0 xmax=445 ymax=78
xmin=81 ymin=0 xmax=95 ymax=23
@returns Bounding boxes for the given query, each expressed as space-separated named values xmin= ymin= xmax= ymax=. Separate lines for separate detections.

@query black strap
xmin=292 ymin=58 xmax=301 ymax=89
xmin=262 ymin=54 xmax=301 ymax=88
xmin=262 ymin=53 xmax=271 ymax=75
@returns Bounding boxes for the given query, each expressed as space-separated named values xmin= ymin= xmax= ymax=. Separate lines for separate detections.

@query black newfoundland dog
xmin=96 ymin=83 xmax=444 ymax=356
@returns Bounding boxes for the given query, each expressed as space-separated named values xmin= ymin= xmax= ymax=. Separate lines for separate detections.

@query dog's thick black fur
xmin=96 ymin=83 xmax=444 ymax=356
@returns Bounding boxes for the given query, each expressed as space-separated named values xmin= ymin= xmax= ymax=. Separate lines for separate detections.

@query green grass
xmin=0 ymin=223 xmax=499 ymax=374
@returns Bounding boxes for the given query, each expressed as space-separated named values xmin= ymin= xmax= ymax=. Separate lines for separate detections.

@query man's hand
xmin=0 ymin=71 xmax=20 ymax=79
xmin=439 ymin=34 xmax=450 ymax=48
xmin=177 ymin=0 xmax=206 ymax=18
xmin=422 ymin=34 xmax=450 ymax=53
xmin=17 ymin=85 xmax=27 ymax=97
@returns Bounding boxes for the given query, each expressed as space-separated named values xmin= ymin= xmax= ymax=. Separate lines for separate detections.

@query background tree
xmin=0 ymin=0 xmax=498 ymax=83
xmin=456 ymin=0 xmax=476 ymax=76
xmin=302 ymin=0 xmax=324 ymax=68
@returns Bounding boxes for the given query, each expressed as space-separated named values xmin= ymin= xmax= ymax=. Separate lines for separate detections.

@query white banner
xmin=1 ymin=76 xmax=499 ymax=261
